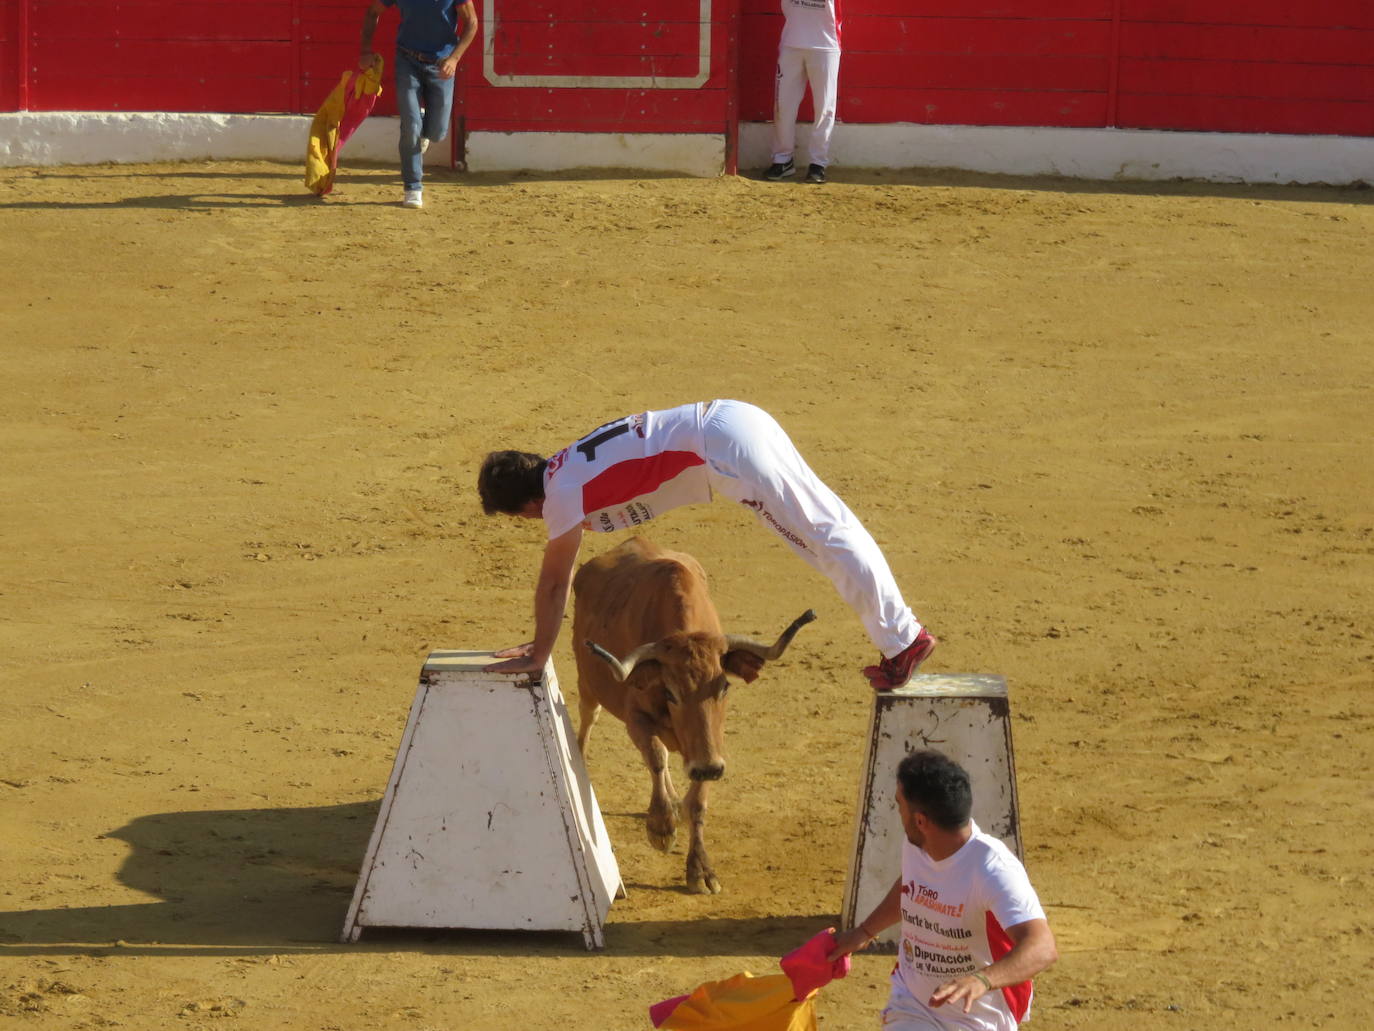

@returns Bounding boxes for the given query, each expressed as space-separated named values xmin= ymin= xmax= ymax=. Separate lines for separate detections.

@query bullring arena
xmin=4 ymin=156 xmax=1372 ymax=1030
xmin=3 ymin=4 xmax=1374 ymax=1031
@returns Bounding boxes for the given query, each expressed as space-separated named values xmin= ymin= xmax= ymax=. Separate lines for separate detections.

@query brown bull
xmin=572 ymin=536 xmax=814 ymax=894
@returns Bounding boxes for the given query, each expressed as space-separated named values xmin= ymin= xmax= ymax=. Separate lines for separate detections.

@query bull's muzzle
xmin=688 ymin=760 xmax=726 ymax=782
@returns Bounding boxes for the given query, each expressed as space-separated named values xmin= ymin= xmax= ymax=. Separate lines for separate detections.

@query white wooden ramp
xmin=341 ymin=652 xmax=624 ymax=949
xmin=842 ymin=673 xmax=1022 ymax=949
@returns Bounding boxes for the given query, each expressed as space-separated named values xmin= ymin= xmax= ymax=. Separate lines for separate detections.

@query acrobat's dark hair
xmin=477 ymin=450 xmax=548 ymax=515
xmin=896 ymin=749 xmax=973 ymax=831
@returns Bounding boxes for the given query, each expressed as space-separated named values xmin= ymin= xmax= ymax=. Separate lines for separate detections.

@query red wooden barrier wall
xmin=739 ymin=0 xmax=1374 ymax=136
xmin=2 ymin=1 xmax=1372 ymax=139
xmin=1116 ymin=1 xmax=1374 ymax=136
xmin=0 ymin=0 xmax=21 ymax=112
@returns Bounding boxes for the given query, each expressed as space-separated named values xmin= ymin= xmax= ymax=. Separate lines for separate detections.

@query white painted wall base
xmin=464 ymin=131 xmax=723 ymax=176
xmin=0 ymin=111 xmax=425 ymax=169
xmin=739 ymin=121 xmax=1374 ymax=186
xmin=2 ymin=111 xmax=1371 ymax=185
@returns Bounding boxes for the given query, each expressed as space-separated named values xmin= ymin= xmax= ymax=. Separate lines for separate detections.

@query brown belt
xmin=398 ymin=46 xmax=440 ymax=65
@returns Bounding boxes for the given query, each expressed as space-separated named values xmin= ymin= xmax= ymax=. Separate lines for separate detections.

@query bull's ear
xmin=722 ymin=650 xmax=764 ymax=684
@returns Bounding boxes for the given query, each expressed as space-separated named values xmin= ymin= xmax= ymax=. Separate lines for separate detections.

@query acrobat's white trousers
xmin=771 ymin=45 xmax=841 ymax=168
xmin=701 ymin=400 xmax=921 ymax=658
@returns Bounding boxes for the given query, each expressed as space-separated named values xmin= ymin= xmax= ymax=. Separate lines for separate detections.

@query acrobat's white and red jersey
xmin=891 ymin=824 xmax=1046 ymax=1030
xmin=541 ymin=400 xmax=922 ymax=658
xmin=541 ymin=402 xmax=712 ymax=539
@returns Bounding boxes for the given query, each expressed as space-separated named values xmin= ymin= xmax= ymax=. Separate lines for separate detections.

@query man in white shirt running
xmin=829 ymin=750 xmax=1058 ymax=1030
xmin=764 ymin=0 xmax=842 ymax=184
xmin=476 ymin=400 xmax=936 ymax=690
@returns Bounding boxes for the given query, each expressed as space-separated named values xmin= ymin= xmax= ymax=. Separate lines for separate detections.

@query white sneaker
xmin=419 ymin=137 xmax=431 ymax=154
xmin=403 ymin=189 xmax=423 ymax=209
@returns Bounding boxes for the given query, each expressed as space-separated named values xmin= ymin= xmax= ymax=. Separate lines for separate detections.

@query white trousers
xmin=880 ymin=974 xmax=1016 ymax=1031
xmin=701 ymin=400 xmax=921 ymax=658
xmin=771 ymin=45 xmax=840 ymax=167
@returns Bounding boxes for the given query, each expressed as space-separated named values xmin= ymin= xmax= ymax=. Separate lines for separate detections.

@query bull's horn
xmin=723 ymin=609 xmax=817 ymax=662
xmin=585 ymin=639 xmax=662 ymax=682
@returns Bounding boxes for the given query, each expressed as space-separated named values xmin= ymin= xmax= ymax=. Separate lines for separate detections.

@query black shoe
xmin=764 ymin=159 xmax=795 ymax=181
xmin=804 ymin=163 xmax=827 ymax=184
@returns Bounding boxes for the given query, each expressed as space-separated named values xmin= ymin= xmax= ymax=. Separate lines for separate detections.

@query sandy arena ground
xmin=1 ymin=159 xmax=1372 ymax=1031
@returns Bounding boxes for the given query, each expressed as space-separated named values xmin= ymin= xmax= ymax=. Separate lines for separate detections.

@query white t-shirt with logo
xmin=780 ymin=0 xmax=841 ymax=51
xmin=541 ymin=403 xmax=713 ymax=539
xmin=895 ymin=823 xmax=1046 ymax=1030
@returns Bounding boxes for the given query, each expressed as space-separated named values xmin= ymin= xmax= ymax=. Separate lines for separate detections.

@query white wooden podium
xmin=341 ymin=652 xmax=624 ymax=949
xmin=842 ymin=674 xmax=1022 ymax=949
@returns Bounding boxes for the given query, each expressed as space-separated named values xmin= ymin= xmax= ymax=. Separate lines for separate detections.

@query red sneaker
xmin=863 ymin=629 xmax=938 ymax=691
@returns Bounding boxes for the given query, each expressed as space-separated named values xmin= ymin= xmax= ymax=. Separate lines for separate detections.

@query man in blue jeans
xmin=360 ymin=0 xmax=478 ymax=209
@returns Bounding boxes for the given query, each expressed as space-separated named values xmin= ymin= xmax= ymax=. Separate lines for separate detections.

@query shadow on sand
xmin=3 ymin=162 xmax=1368 ymax=208
xmin=0 ymin=801 xmax=835 ymax=959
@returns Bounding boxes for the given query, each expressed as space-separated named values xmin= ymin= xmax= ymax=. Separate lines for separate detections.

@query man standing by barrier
xmin=829 ymin=750 xmax=1058 ymax=1030
xmin=359 ymin=0 xmax=478 ymax=209
xmin=476 ymin=399 xmax=937 ymax=690
xmin=764 ymin=0 xmax=841 ymax=184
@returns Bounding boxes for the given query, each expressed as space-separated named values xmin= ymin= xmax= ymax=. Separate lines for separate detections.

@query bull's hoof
xmin=646 ymin=826 xmax=677 ymax=852
xmin=686 ymin=852 xmax=721 ymax=894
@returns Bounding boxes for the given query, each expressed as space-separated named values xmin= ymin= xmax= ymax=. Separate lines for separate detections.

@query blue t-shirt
xmin=384 ymin=0 xmax=463 ymax=59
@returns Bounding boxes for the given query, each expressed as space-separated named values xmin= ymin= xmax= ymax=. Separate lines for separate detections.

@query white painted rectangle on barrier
xmin=482 ymin=0 xmax=712 ymax=88
xmin=342 ymin=652 xmax=623 ymax=949
xmin=842 ymin=674 xmax=1021 ymax=949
